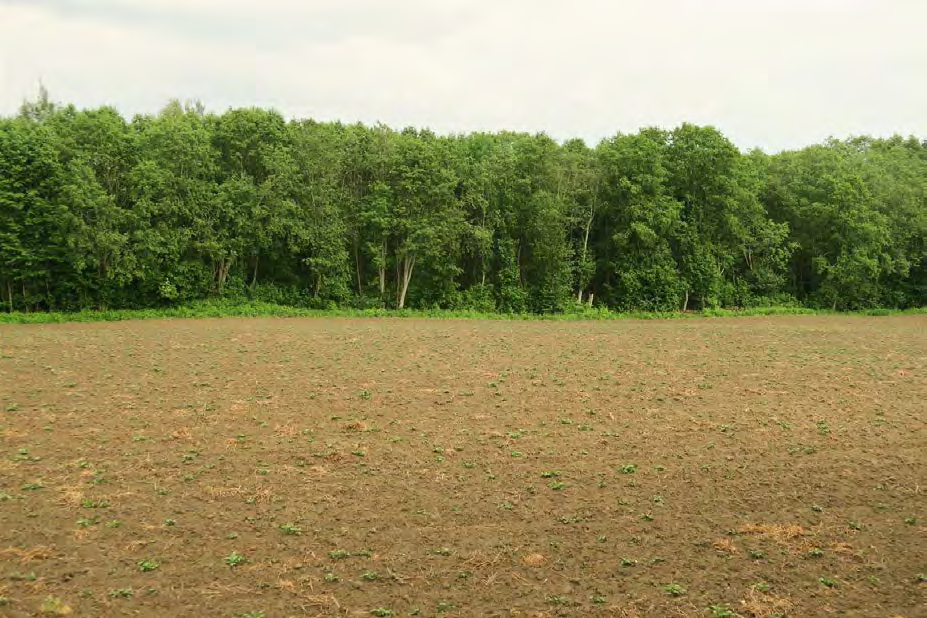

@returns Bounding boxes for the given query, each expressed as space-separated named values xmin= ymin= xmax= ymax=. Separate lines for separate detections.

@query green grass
xmin=1 ymin=299 xmax=924 ymax=325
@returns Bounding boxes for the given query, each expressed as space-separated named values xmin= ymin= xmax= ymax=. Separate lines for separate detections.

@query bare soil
xmin=0 ymin=316 xmax=924 ymax=617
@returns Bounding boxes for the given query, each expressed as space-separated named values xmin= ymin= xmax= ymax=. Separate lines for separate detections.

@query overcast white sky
xmin=1 ymin=0 xmax=924 ymax=152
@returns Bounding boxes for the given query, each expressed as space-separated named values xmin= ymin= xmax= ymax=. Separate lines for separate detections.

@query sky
xmin=1 ymin=0 xmax=925 ymax=152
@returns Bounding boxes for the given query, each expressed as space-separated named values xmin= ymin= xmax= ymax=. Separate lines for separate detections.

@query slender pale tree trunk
xmin=378 ymin=240 xmax=386 ymax=298
xmin=354 ymin=241 xmax=363 ymax=296
xmin=576 ymin=213 xmax=594 ymax=302
xmin=398 ymin=254 xmax=416 ymax=309
xmin=216 ymin=258 xmax=232 ymax=295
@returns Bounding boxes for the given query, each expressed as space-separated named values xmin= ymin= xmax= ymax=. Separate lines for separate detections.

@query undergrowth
xmin=1 ymin=300 xmax=923 ymax=325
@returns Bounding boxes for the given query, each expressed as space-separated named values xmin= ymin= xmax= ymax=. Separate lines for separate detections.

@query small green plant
xmin=138 ymin=560 xmax=160 ymax=572
xmin=620 ymin=557 xmax=637 ymax=567
xmin=21 ymin=482 xmax=45 ymax=491
xmin=664 ymin=583 xmax=686 ymax=597
xmin=76 ymin=516 xmax=101 ymax=527
xmin=164 ymin=518 xmax=177 ymax=526
xmin=105 ymin=519 xmax=121 ymax=528
xmin=238 ymin=612 xmax=267 ymax=618
xmin=619 ymin=463 xmax=637 ymax=474
xmin=108 ymin=588 xmax=133 ymax=599
xmin=807 ymin=548 xmax=824 ymax=558
xmin=225 ymin=551 xmax=246 ymax=567
xmin=38 ymin=596 xmax=72 ymax=615
xmin=749 ymin=550 xmax=766 ymax=560
xmin=540 ymin=471 xmax=560 ymax=478
xmin=279 ymin=523 xmax=302 ymax=536
xmin=323 ymin=572 xmax=338 ymax=583
xmin=708 ymin=605 xmax=736 ymax=618
xmin=81 ymin=499 xmax=110 ymax=508
xmin=751 ymin=582 xmax=770 ymax=592
xmin=370 ymin=608 xmax=393 ymax=617
xmin=848 ymin=521 xmax=862 ymax=531
xmin=329 ymin=549 xmax=351 ymax=559
xmin=549 ymin=480 xmax=565 ymax=490
xmin=819 ymin=577 xmax=837 ymax=588
xmin=432 ymin=547 xmax=452 ymax=556
xmin=360 ymin=570 xmax=379 ymax=581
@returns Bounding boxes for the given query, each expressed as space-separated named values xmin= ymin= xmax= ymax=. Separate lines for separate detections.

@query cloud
xmin=1 ymin=0 xmax=925 ymax=151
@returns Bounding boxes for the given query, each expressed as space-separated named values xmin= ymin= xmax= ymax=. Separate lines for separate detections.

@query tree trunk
xmin=577 ymin=208 xmax=594 ymax=303
xmin=682 ymin=290 xmax=689 ymax=312
xmin=251 ymin=255 xmax=259 ymax=290
xmin=216 ymin=258 xmax=232 ymax=295
xmin=398 ymin=254 xmax=416 ymax=309
xmin=378 ymin=240 xmax=386 ymax=298
xmin=355 ymin=241 xmax=364 ymax=296
xmin=6 ymin=280 xmax=12 ymax=313
xmin=587 ymin=293 xmax=594 ymax=307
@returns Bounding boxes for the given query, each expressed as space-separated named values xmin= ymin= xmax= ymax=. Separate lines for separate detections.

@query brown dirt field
xmin=0 ymin=316 xmax=924 ymax=618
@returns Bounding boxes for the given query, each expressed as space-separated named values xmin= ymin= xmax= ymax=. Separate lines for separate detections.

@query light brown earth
xmin=0 ymin=316 xmax=924 ymax=617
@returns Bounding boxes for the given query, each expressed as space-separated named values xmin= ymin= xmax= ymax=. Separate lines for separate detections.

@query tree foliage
xmin=1 ymin=94 xmax=925 ymax=312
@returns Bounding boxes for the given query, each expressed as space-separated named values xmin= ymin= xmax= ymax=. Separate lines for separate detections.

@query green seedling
xmin=279 ymin=523 xmax=302 ymax=536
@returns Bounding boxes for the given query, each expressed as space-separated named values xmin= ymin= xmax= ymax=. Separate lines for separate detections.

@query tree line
xmin=2 ymin=90 xmax=925 ymax=313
